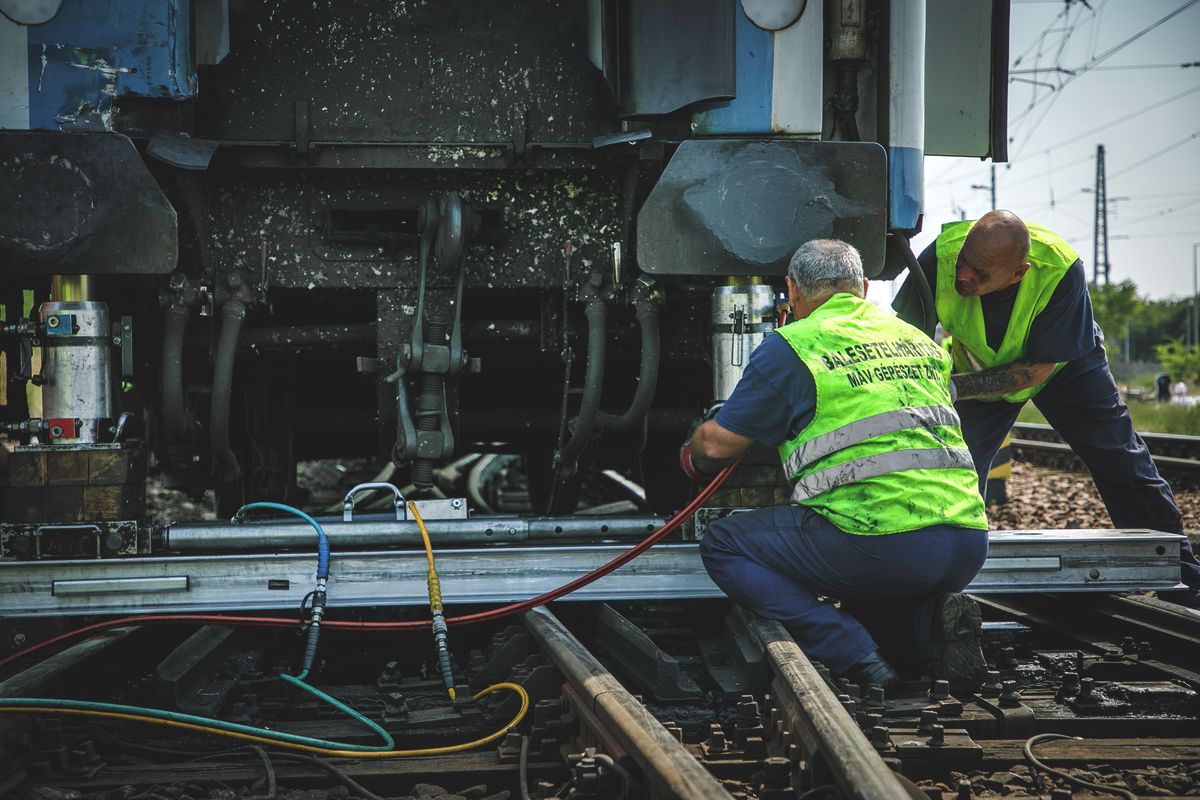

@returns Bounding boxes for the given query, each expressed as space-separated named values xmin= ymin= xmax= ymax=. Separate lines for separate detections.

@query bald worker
xmin=896 ymin=211 xmax=1200 ymax=608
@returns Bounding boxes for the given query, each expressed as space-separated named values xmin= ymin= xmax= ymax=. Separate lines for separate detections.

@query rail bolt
xmin=998 ymin=646 xmax=1018 ymax=669
xmin=737 ymin=695 xmax=761 ymax=719
xmin=704 ymin=723 xmax=727 ymax=753
xmin=868 ymin=725 xmax=891 ymax=751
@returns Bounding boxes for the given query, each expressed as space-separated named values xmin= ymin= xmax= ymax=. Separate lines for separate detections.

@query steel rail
xmin=1011 ymin=422 xmax=1200 ymax=474
xmin=741 ymin=611 xmax=910 ymax=799
xmin=0 ymin=627 xmax=137 ymax=696
xmin=1013 ymin=421 xmax=1200 ymax=453
xmin=1010 ymin=437 xmax=1200 ymax=474
xmin=975 ymin=594 xmax=1200 ymax=687
xmin=523 ymin=606 xmax=733 ymax=800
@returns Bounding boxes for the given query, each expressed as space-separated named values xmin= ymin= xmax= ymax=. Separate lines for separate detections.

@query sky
xmin=872 ymin=0 xmax=1200 ymax=305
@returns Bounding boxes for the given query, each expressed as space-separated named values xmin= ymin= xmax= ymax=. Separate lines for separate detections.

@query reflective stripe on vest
xmin=775 ymin=293 xmax=988 ymax=534
xmin=782 ymin=404 xmax=963 ymax=477
xmin=790 ymin=446 xmax=976 ymax=503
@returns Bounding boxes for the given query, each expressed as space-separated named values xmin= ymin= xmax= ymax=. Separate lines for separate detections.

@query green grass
xmin=1018 ymin=399 xmax=1200 ymax=435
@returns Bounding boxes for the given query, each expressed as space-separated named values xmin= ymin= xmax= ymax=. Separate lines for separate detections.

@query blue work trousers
xmin=957 ymin=363 xmax=1200 ymax=592
xmin=700 ymin=506 xmax=989 ymax=674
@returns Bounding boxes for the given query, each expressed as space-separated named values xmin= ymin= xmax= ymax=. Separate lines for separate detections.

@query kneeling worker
xmin=682 ymin=240 xmax=990 ymax=687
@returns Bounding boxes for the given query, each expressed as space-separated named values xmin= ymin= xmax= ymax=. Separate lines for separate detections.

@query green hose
xmin=0 ymin=674 xmax=396 ymax=752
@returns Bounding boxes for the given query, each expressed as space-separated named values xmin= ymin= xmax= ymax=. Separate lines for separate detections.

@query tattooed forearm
xmin=951 ymin=361 xmax=1055 ymax=401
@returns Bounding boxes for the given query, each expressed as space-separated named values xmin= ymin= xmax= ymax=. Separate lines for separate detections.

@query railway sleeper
xmin=2 ymin=596 xmax=1199 ymax=799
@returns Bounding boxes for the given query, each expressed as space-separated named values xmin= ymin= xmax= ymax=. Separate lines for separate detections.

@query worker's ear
xmin=862 ymin=277 xmax=869 ymax=297
xmin=1009 ymin=262 xmax=1030 ymax=286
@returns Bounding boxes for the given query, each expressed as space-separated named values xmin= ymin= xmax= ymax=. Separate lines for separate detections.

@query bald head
xmin=953 ymin=210 xmax=1033 ymax=297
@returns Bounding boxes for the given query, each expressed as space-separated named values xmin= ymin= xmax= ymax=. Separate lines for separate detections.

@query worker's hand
xmin=682 ymin=419 xmax=753 ymax=481
xmin=679 ymin=439 xmax=715 ymax=482
xmin=679 ymin=404 xmax=728 ymax=481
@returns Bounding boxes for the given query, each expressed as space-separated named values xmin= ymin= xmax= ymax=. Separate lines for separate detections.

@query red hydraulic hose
xmin=0 ymin=461 xmax=738 ymax=674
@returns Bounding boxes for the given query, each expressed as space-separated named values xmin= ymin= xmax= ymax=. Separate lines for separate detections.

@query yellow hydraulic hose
xmin=411 ymin=500 xmax=442 ymax=610
xmin=410 ymin=499 xmax=457 ymax=700
xmin=0 ymin=681 xmax=528 ymax=758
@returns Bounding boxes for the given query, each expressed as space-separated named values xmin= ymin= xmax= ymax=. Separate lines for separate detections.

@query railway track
xmin=1011 ymin=422 xmax=1200 ymax=484
xmin=2 ymin=592 xmax=1198 ymax=799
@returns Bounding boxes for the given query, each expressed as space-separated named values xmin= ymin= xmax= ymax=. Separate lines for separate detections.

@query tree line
xmin=1091 ymin=281 xmax=1200 ymax=382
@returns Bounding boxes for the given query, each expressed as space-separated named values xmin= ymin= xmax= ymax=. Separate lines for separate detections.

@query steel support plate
xmin=636 ymin=139 xmax=887 ymax=277
xmin=0 ymin=132 xmax=177 ymax=275
xmin=0 ymin=530 xmax=1183 ymax=618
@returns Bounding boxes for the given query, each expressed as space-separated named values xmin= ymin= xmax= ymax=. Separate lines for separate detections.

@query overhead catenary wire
xmin=1109 ymin=130 xmax=1200 ymax=179
xmin=928 ymin=1 xmax=1100 ymax=193
xmin=930 ymin=20 xmax=1200 ymax=217
xmin=1009 ymin=0 xmax=1200 ymax=127
xmin=1063 ymin=229 xmax=1200 ymax=242
xmin=1038 ymin=85 xmax=1200 ymax=155
xmin=1117 ymin=196 xmax=1200 ymax=227
xmin=1011 ymin=62 xmax=1200 ymax=73
xmin=1008 ymin=0 xmax=1108 ymax=159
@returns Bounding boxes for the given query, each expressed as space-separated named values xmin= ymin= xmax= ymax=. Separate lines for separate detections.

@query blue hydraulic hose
xmin=235 ymin=501 xmax=330 ymax=580
xmin=235 ymin=502 xmax=331 ymax=674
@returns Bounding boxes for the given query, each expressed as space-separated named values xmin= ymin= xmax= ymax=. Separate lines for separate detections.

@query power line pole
xmin=970 ymin=163 xmax=997 ymax=212
xmin=1093 ymin=144 xmax=1110 ymax=286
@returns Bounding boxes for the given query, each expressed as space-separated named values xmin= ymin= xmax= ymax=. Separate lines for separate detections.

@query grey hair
xmin=787 ymin=239 xmax=865 ymax=298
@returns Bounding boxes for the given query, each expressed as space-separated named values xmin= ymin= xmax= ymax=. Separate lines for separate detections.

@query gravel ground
xmin=989 ymin=462 xmax=1200 ymax=532
xmin=147 ymin=481 xmax=216 ymax=524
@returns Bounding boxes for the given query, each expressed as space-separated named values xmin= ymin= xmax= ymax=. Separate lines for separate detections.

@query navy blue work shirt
xmin=714 ymin=333 xmax=816 ymax=446
xmin=899 ymin=242 xmax=1108 ymax=389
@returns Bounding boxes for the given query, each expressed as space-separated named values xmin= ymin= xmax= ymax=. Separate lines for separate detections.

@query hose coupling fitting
xmin=431 ymin=611 xmax=455 ymax=698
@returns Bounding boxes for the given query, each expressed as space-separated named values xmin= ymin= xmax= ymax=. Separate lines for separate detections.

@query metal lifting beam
xmin=163 ymin=513 xmax=666 ymax=551
xmin=0 ymin=530 xmax=1183 ymax=619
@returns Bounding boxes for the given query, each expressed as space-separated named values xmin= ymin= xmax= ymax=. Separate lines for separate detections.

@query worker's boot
xmin=930 ymin=593 xmax=986 ymax=689
xmin=842 ymin=650 xmax=899 ymax=691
